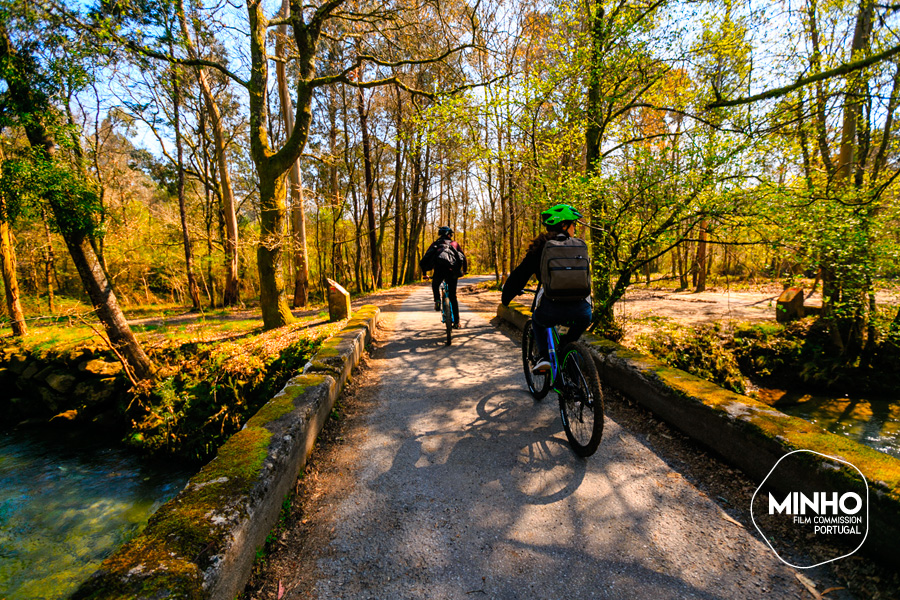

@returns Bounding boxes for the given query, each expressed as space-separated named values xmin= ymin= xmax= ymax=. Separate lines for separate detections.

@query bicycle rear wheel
xmin=442 ymin=291 xmax=452 ymax=345
xmin=558 ymin=342 xmax=604 ymax=456
xmin=522 ymin=319 xmax=551 ymax=400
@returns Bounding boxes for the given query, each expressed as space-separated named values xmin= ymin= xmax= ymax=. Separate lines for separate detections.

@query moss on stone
xmin=305 ymin=360 xmax=340 ymax=376
xmin=246 ymin=375 xmax=326 ymax=427
xmin=506 ymin=301 xmax=532 ymax=318
xmin=315 ymin=334 xmax=353 ymax=358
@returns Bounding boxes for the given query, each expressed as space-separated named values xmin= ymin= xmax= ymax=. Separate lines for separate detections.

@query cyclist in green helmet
xmin=501 ymin=204 xmax=592 ymax=373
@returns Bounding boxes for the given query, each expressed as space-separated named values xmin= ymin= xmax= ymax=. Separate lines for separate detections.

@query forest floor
xmin=126 ymin=283 xmax=427 ymax=331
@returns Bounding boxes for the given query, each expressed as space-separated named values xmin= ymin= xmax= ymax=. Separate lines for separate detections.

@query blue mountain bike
xmin=521 ymin=289 xmax=604 ymax=457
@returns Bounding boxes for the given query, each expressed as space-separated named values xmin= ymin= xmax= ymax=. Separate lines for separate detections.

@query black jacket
xmin=501 ymin=248 xmax=541 ymax=306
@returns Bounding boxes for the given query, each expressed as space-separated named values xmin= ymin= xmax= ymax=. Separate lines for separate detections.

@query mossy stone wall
xmin=0 ymin=345 xmax=126 ymax=430
xmin=73 ymin=305 xmax=380 ymax=600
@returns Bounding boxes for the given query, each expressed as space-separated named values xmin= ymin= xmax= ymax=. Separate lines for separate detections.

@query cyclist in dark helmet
xmin=501 ymin=204 xmax=592 ymax=372
xmin=420 ymin=225 xmax=468 ymax=329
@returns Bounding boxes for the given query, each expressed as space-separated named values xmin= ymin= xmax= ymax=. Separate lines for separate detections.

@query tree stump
xmin=776 ymin=287 xmax=804 ymax=322
xmin=327 ymin=278 xmax=351 ymax=322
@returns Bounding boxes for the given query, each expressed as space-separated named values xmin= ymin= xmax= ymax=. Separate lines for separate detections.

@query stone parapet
xmin=73 ymin=305 xmax=381 ymax=600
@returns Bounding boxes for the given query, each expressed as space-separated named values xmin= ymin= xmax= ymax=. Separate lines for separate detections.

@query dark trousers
xmin=432 ymin=270 xmax=460 ymax=324
xmin=532 ymin=297 xmax=592 ymax=360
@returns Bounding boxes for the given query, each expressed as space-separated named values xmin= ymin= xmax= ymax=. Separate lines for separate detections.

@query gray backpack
xmin=539 ymin=235 xmax=591 ymax=301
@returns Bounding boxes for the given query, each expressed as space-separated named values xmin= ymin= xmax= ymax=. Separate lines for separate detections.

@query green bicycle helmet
xmin=541 ymin=204 xmax=582 ymax=226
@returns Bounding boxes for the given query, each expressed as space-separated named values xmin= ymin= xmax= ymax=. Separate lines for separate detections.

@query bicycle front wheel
xmin=443 ymin=292 xmax=452 ymax=345
xmin=558 ymin=342 xmax=604 ymax=456
xmin=522 ymin=320 xmax=551 ymax=400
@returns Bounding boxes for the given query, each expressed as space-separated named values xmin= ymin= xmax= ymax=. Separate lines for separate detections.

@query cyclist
xmin=501 ymin=204 xmax=592 ymax=372
xmin=420 ymin=226 xmax=468 ymax=329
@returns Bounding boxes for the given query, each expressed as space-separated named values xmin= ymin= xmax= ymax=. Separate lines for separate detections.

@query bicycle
xmin=439 ymin=279 xmax=456 ymax=345
xmin=521 ymin=288 xmax=604 ymax=457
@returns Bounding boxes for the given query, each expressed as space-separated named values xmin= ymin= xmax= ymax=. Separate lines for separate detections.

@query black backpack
xmin=435 ymin=239 xmax=459 ymax=271
xmin=539 ymin=235 xmax=591 ymax=300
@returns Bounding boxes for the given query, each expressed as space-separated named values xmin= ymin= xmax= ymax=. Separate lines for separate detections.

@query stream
xmin=0 ymin=429 xmax=192 ymax=600
xmin=757 ymin=389 xmax=900 ymax=459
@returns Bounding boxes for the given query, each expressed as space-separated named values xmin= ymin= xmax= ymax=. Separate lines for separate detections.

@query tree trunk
xmin=391 ymin=93 xmax=403 ymax=286
xmin=172 ymin=63 xmax=202 ymax=311
xmin=0 ymin=203 xmax=26 ymax=336
xmin=837 ymin=0 xmax=875 ymax=181
xmin=177 ymin=0 xmax=241 ymax=306
xmin=497 ymin=133 xmax=508 ymax=280
xmin=676 ymin=240 xmax=688 ymax=290
xmin=404 ymin=144 xmax=424 ymax=283
xmin=41 ymin=208 xmax=56 ymax=313
xmin=199 ymin=110 xmax=217 ymax=307
xmin=257 ymin=169 xmax=296 ymax=328
xmin=356 ymin=80 xmax=381 ymax=288
xmin=586 ymin=1 xmax=615 ymax=328
xmin=274 ymin=0 xmax=310 ymax=307
xmin=822 ymin=0 xmax=876 ymax=357
xmin=246 ymin=0 xmax=317 ymax=328
xmin=69 ymin=233 xmax=154 ymax=378
xmin=694 ymin=221 xmax=708 ymax=292
xmin=508 ymin=170 xmax=517 ymax=270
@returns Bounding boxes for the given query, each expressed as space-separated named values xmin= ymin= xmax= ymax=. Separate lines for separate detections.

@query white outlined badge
xmin=750 ymin=449 xmax=869 ymax=569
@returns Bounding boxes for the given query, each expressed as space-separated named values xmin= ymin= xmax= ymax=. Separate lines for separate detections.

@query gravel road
xmin=253 ymin=277 xmax=817 ymax=600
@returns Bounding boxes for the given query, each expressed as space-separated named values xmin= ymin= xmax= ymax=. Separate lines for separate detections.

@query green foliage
xmin=637 ymin=315 xmax=900 ymax=395
xmin=0 ymin=151 xmax=104 ymax=237
xmin=731 ymin=321 xmax=808 ymax=379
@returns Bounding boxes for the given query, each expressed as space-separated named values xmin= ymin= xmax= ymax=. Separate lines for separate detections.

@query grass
xmin=0 ymin=302 xmax=332 ymax=356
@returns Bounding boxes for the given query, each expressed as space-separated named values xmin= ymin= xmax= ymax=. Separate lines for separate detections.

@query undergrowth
xmin=632 ymin=316 xmax=900 ymax=395
xmin=633 ymin=321 xmax=747 ymax=393
xmin=124 ymin=320 xmax=341 ymax=462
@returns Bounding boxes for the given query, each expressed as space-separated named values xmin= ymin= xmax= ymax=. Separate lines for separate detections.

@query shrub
xmin=636 ymin=322 xmax=746 ymax=393
xmin=126 ymin=330 xmax=321 ymax=461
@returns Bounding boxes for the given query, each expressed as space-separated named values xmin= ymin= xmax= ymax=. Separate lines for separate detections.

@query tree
xmin=176 ymin=0 xmax=242 ymax=306
xmin=0 ymin=141 xmax=26 ymax=335
xmin=0 ymin=15 xmax=154 ymax=378
xmin=85 ymin=0 xmax=478 ymax=327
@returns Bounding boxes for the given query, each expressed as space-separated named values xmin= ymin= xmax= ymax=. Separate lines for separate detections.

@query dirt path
xmin=241 ymin=278 xmax=833 ymax=600
xmin=613 ymin=285 xmax=899 ymax=328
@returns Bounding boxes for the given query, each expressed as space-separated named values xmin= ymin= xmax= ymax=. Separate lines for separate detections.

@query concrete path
xmin=292 ymin=278 xmax=810 ymax=599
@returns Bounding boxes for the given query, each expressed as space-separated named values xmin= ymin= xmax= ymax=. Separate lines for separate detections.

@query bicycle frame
xmin=529 ymin=285 xmax=565 ymax=388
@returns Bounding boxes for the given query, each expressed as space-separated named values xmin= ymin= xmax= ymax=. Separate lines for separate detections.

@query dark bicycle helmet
xmin=541 ymin=204 xmax=582 ymax=226
xmin=438 ymin=226 xmax=453 ymax=237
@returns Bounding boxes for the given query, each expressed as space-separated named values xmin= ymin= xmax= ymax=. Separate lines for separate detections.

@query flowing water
xmin=757 ymin=389 xmax=900 ymax=459
xmin=0 ymin=429 xmax=193 ymax=600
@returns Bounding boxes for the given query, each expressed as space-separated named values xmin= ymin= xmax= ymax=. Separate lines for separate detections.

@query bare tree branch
xmin=706 ymin=43 xmax=900 ymax=109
